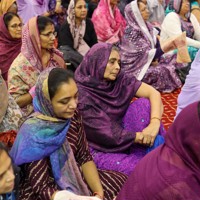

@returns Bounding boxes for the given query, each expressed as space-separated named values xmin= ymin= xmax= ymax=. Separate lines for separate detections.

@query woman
xmin=147 ymin=0 xmax=165 ymax=27
xmin=8 ymin=16 xmax=65 ymax=118
xmin=91 ymin=0 xmax=126 ymax=44
xmin=175 ymin=49 xmax=200 ymax=118
xmin=120 ymin=0 xmax=186 ymax=93
xmin=0 ymin=73 xmax=23 ymax=148
xmin=0 ymin=12 xmax=22 ymax=81
xmin=0 ymin=0 xmax=17 ymax=16
xmin=116 ymin=101 xmax=200 ymax=200
xmin=10 ymin=67 xmax=127 ymax=200
xmin=75 ymin=42 xmax=165 ymax=175
xmin=58 ymin=0 xmax=97 ymax=71
xmin=161 ymin=0 xmax=200 ymax=61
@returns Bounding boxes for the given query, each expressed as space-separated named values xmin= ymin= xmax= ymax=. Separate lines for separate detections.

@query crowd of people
xmin=0 ymin=0 xmax=200 ymax=199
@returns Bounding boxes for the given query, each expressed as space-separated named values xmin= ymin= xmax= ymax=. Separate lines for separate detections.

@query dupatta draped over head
xmin=0 ymin=14 xmax=21 ymax=81
xmin=116 ymin=101 xmax=200 ymax=199
xmin=91 ymin=0 xmax=126 ymax=43
xmin=21 ymin=16 xmax=65 ymax=72
xmin=168 ymin=0 xmax=191 ymax=18
xmin=0 ymin=0 xmax=16 ymax=16
xmin=10 ymin=67 xmax=90 ymax=195
xmin=75 ymin=43 xmax=142 ymax=152
xmin=120 ymin=0 xmax=157 ymax=80
xmin=67 ymin=0 xmax=90 ymax=56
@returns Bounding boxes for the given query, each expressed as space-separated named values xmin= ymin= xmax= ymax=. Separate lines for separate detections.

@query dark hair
xmin=37 ymin=16 xmax=54 ymax=33
xmin=3 ymin=12 xmax=20 ymax=29
xmin=48 ymin=68 xmax=74 ymax=99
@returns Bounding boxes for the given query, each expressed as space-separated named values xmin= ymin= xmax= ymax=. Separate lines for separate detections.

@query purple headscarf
xmin=120 ymin=0 xmax=157 ymax=80
xmin=75 ymin=43 xmax=142 ymax=152
xmin=116 ymin=101 xmax=200 ymax=200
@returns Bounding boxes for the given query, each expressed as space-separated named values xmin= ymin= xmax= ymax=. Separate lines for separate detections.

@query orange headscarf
xmin=0 ymin=0 xmax=16 ymax=16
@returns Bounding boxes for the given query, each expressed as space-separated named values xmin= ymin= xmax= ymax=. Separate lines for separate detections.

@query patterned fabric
xmin=0 ymin=0 xmax=16 ymax=16
xmin=10 ymin=67 xmax=90 ymax=195
xmin=120 ymin=0 xmax=183 ymax=93
xmin=67 ymin=0 xmax=90 ymax=55
xmin=75 ymin=43 xmax=142 ymax=153
xmin=0 ymin=14 xmax=21 ymax=81
xmin=18 ymin=110 xmax=127 ymax=200
xmin=0 ymin=95 xmax=23 ymax=132
xmin=0 ymin=75 xmax=23 ymax=146
xmin=116 ymin=102 xmax=200 ymax=200
xmin=0 ymin=74 xmax=8 ymax=123
xmin=91 ymin=0 xmax=126 ymax=43
xmin=8 ymin=16 xmax=65 ymax=118
xmin=91 ymin=98 xmax=165 ymax=175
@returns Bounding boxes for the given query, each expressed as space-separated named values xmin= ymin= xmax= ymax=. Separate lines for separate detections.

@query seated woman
xmin=116 ymin=101 xmax=200 ymax=200
xmin=120 ymin=0 xmax=187 ymax=93
xmin=0 ymin=12 xmax=22 ymax=82
xmin=10 ymin=67 xmax=127 ymax=200
xmin=58 ymin=0 xmax=97 ymax=71
xmin=8 ymin=16 xmax=65 ymax=118
xmin=75 ymin=42 xmax=165 ymax=175
xmin=0 ymin=0 xmax=17 ymax=16
xmin=91 ymin=0 xmax=126 ymax=44
xmin=161 ymin=0 xmax=200 ymax=61
xmin=176 ymin=49 xmax=200 ymax=118
xmin=0 ymin=73 xmax=23 ymax=148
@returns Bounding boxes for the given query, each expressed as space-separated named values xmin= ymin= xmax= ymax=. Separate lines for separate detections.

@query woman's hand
xmin=134 ymin=132 xmax=144 ymax=144
xmin=141 ymin=119 xmax=160 ymax=146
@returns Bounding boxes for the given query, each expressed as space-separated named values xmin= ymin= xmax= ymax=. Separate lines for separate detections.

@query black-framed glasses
xmin=40 ymin=31 xmax=57 ymax=38
xmin=9 ymin=23 xmax=24 ymax=29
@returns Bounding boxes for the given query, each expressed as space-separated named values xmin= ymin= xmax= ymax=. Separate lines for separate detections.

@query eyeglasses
xmin=40 ymin=31 xmax=57 ymax=38
xmin=9 ymin=23 xmax=23 ymax=29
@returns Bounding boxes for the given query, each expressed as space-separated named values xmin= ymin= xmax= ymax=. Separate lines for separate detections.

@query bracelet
xmin=93 ymin=192 xmax=103 ymax=200
xmin=151 ymin=117 xmax=161 ymax=121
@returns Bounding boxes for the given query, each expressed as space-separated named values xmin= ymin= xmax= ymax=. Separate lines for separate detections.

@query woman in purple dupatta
xmin=116 ymin=101 xmax=200 ymax=200
xmin=120 ymin=0 xmax=184 ymax=93
xmin=75 ymin=43 xmax=165 ymax=175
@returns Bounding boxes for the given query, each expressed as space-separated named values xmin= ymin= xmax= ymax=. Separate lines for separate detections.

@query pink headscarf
xmin=21 ymin=16 xmax=65 ymax=72
xmin=91 ymin=0 xmax=126 ymax=44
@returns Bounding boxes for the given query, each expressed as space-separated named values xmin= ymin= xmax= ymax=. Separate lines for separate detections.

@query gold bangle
xmin=151 ymin=117 xmax=161 ymax=121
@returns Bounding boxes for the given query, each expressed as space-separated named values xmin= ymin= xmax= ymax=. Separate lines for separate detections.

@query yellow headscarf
xmin=0 ymin=0 xmax=16 ymax=16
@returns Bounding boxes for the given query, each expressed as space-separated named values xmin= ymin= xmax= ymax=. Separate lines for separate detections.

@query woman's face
xmin=40 ymin=24 xmax=56 ymax=50
xmin=7 ymin=2 xmax=18 ymax=14
xmin=180 ymin=0 xmax=190 ymax=15
xmin=0 ymin=150 xmax=15 ymax=194
xmin=75 ymin=0 xmax=87 ymax=21
xmin=7 ymin=16 xmax=22 ymax=39
xmin=138 ymin=2 xmax=150 ymax=21
xmin=104 ymin=49 xmax=120 ymax=81
xmin=51 ymin=79 xmax=78 ymax=119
